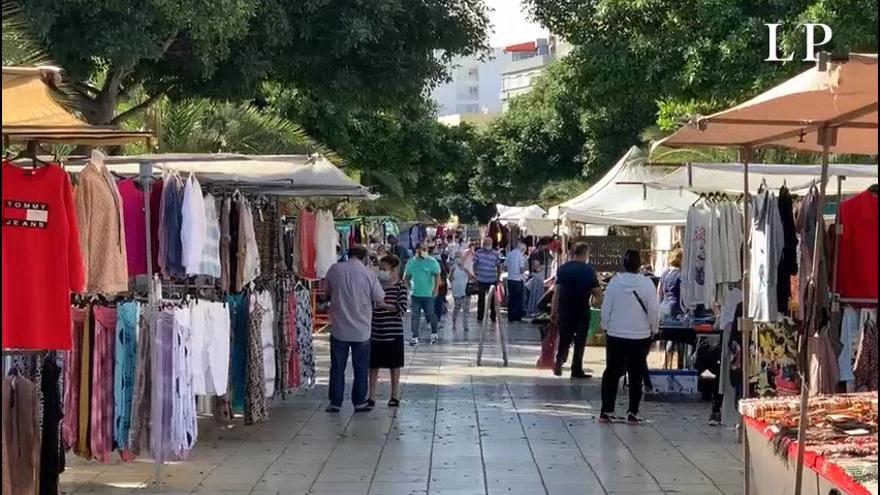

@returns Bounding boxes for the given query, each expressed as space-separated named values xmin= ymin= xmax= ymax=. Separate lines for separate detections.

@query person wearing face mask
xmin=551 ymin=243 xmax=603 ymax=379
xmin=504 ymin=241 xmax=528 ymax=322
xmin=369 ymin=255 xmax=408 ymax=408
xmin=403 ymin=242 xmax=442 ymax=345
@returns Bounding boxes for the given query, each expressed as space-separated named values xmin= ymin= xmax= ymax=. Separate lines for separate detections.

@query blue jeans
xmin=411 ymin=296 xmax=438 ymax=339
xmin=328 ymin=337 xmax=370 ymax=408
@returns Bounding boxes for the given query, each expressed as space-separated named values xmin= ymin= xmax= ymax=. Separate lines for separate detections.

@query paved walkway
xmin=61 ymin=317 xmax=744 ymax=495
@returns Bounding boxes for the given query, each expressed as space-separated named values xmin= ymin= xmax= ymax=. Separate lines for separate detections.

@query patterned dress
xmin=244 ymin=294 xmax=269 ymax=425
xmin=295 ymin=285 xmax=316 ymax=389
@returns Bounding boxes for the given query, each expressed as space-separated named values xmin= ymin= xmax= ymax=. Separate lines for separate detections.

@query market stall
xmin=657 ymin=52 xmax=878 ymax=495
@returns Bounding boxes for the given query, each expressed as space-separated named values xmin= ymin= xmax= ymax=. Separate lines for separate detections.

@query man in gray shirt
xmin=324 ymin=245 xmax=387 ymax=412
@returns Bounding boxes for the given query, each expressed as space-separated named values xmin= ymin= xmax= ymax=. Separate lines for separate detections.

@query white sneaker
xmin=430 ymin=333 xmax=439 ymax=344
xmin=410 ymin=337 xmax=419 ymax=346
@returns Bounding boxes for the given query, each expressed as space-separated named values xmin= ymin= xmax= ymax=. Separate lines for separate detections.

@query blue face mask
xmin=377 ymin=271 xmax=391 ymax=282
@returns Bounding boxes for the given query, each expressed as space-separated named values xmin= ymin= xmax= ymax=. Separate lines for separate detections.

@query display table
xmin=657 ymin=325 xmax=722 ymax=345
xmin=739 ymin=394 xmax=878 ymax=495
xmin=744 ymin=417 xmax=875 ymax=495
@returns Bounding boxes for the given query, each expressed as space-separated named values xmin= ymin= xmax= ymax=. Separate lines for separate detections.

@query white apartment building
xmin=430 ymin=48 xmax=509 ymax=119
xmin=500 ymin=36 xmax=572 ymax=111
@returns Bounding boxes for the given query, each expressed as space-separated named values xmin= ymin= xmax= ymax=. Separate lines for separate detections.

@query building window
xmin=468 ymin=86 xmax=479 ymax=97
xmin=457 ymin=103 xmax=480 ymax=113
xmin=467 ymin=67 xmax=479 ymax=80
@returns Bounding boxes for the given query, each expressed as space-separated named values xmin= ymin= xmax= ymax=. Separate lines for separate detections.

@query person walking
xmin=474 ymin=237 xmax=501 ymax=325
xmin=404 ymin=242 xmax=441 ymax=345
xmin=599 ymin=250 xmax=660 ymax=425
xmin=505 ymin=240 xmax=527 ymax=322
xmin=388 ymin=235 xmax=410 ymax=269
xmin=369 ymin=255 xmax=408 ymax=408
xmin=323 ymin=245 xmax=388 ymax=413
xmin=551 ymin=243 xmax=603 ymax=379
xmin=449 ymin=252 xmax=471 ymax=332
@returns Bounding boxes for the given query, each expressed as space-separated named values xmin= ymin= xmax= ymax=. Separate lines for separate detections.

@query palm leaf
xmin=2 ymin=0 xmax=47 ymax=66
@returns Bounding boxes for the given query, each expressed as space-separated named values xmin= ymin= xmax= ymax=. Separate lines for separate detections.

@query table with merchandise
xmin=739 ymin=393 xmax=878 ymax=495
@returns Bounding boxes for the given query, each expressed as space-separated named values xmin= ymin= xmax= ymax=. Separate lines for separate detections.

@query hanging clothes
xmin=171 ymin=306 xmax=196 ymax=460
xmin=236 ymin=198 xmax=261 ymax=291
xmin=62 ymin=307 xmax=89 ymax=453
xmin=228 ymin=293 xmax=249 ymax=414
xmin=181 ymin=174 xmax=207 ymax=276
xmin=2 ymin=162 xmax=84 ymax=350
xmin=151 ymin=309 xmax=175 ymax=463
xmin=838 ymin=306 xmax=861 ymax=384
xmin=682 ymin=203 xmax=717 ymax=309
xmin=315 ymin=209 xmax=337 ymax=278
xmin=749 ymin=188 xmax=784 ymax=322
xmin=244 ymin=292 xmax=269 ymax=425
xmin=198 ymin=193 xmax=222 ymax=278
xmin=853 ymin=313 xmax=877 ymax=391
xmin=117 ymin=178 xmax=162 ymax=277
xmin=40 ymin=355 xmax=64 ymax=495
xmin=257 ymin=290 xmax=277 ymax=399
xmin=297 ymin=209 xmax=317 ymax=279
xmin=751 ymin=320 xmax=800 ymax=397
xmin=219 ymin=196 xmax=233 ymax=291
xmin=2 ymin=375 xmax=40 ymax=495
xmin=75 ymin=158 xmax=129 ymax=293
xmin=253 ymin=202 xmax=279 ymax=276
xmin=159 ymin=174 xmax=186 ymax=279
xmin=127 ymin=307 xmax=151 ymax=457
xmin=113 ymin=302 xmax=140 ymax=455
xmin=295 ymin=284 xmax=317 ymax=389
xmin=190 ymin=301 xmax=231 ymax=396
xmin=90 ymin=305 xmax=117 ymax=463
xmin=776 ymin=186 xmax=798 ymax=314
xmin=836 ymin=190 xmax=878 ymax=299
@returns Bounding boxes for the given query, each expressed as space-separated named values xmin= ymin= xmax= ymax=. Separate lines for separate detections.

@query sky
xmin=485 ymin=0 xmax=549 ymax=48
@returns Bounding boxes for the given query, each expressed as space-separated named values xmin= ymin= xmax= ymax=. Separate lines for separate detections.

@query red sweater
xmin=2 ymin=162 xmax=85 ymax=350
xmin=835 ymin=190 xmax=878 ymax=299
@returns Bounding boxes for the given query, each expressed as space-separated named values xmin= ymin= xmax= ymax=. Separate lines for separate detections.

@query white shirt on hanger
xmin=315 ymin=210 xmax=338 ymax=278
xmin=181 ymin=174 xmax=207 ymax=275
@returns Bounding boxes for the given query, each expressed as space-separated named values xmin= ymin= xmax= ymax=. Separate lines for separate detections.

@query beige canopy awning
xmin=2 ymin=66 xmax=153 ymax=146
xmin=655 ymin=54 xmax=878 ymax=155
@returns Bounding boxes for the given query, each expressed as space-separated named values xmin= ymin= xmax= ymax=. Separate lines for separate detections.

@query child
xmin=449 ymin=253 xmax=471 ymax=332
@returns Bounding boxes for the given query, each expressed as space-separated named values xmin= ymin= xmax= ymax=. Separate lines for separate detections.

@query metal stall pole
xmin=140 ymin=161 xmax=163 ymax=492
xmin=739 ymin=147 xmax=753 ymax=495
xmin=794 ymin=125 xmax=833 ymax=495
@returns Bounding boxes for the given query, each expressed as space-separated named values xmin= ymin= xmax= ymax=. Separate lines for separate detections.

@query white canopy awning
xmin=553 ymin=147 xmax=698 ymax=226
xmin=495 ymin=204 xmax=546 ymax=223
xmin=66 ymin=153 xmax=377 ymax=199
xmin=645 ymin=162 xmax=878 ymax=194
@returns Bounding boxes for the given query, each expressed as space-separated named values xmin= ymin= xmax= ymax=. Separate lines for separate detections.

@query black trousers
xmin=556 ymin=318 xmax=588 ymax=373
xmin=695 ymin=340 xmax=724 ymax=414
xmin=506 ymin=280 xmax=525 ymax=322
xmin=601 ymin=336 xmax=652 ymax=415
xmin=476 ymin=282 xmax=497 ymax=323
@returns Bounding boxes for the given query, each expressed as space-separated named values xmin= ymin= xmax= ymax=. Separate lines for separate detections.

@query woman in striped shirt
xmin=369 ymin=255 xmax=409 ymax=407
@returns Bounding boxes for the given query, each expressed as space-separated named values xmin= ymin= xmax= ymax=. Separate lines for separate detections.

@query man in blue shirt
xmin=474 ymin=237 xmax=501 ymax=324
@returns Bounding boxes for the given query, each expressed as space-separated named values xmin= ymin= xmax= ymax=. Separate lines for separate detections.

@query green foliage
xmin=16 ymin=0 xmax=489 ymax=125
xmin=2 ymin=0 xmax=45 ymax=65
xmin=121 ymin=97 xmax=332 ymax=157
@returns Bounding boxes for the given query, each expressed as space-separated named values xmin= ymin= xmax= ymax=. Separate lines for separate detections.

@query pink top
xmin=117 ymin=178 xmax=163 ymax=277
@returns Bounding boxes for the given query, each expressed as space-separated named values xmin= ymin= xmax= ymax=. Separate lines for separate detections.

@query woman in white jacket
xmin=599 ymin=250 xmax=660 ymax=425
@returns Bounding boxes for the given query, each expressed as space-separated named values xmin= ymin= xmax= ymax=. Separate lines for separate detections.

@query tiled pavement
xmin=61 ymin=314 xmax=745 ymax=495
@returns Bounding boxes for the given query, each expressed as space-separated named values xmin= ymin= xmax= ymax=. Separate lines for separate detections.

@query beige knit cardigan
xmin=74 ymin=161 xmax=129 ymax=294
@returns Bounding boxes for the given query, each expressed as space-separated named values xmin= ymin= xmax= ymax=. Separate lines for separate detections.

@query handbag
xmin=466 ymin=281 xmax=479 ymax=296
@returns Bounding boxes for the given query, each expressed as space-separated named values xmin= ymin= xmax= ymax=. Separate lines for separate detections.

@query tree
xmin=17 ymin=0 xmax=489 ymax=126
xmin=527 ymin=0 xmax=878 ymax=134
xmin=120 ymin=97 xmax=333 ymax=157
